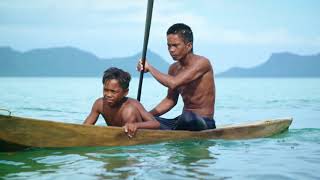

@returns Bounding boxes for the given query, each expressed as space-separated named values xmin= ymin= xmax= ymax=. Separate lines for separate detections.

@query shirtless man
xmin=138 ymin=23 xmax=216 ymax=131
xmin=83 ymin=67 xmax=160 ymax=137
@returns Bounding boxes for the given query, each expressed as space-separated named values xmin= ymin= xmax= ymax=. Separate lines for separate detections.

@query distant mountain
xmin=217 ymin=52 xmax=320 ymax=77
xmin=0 ymin=46 xmax=170 ymax=77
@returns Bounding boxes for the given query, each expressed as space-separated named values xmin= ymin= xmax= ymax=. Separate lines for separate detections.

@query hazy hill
xmin=0 ymin=46 xmax=170 ymax=77
xmin=217 ymin=52 xmax=320 ymax=77
xmin=2 ymin=47 xmax=318 ymax=77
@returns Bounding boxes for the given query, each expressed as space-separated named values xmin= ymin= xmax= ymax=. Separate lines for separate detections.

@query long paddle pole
xmin=137 ymin=0 xmax=154 ymax=101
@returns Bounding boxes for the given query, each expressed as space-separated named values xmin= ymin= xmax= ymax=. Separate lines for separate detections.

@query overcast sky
xmin=0 ymin=0 xmax=319 ymax=72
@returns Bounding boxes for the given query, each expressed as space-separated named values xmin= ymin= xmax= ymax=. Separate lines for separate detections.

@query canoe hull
xmin=0 ymin=115 xmax=292 ymax=151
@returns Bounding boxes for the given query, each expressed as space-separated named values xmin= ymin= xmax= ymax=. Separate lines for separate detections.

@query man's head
xmin=102 ymin=67 xmax=131 ymax=106
xmin=167 ymin=23 xmax=193 ymax=45
xmin=166 ymin=23 xmax=193 ymax=61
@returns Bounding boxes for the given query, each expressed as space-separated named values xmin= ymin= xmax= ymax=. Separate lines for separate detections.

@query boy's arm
xmin=83 ymin=99 xmax=102 ymax=125
xmin=136 ymin=105 xmax=160 ymax=129
xmin=122 ymin=101 xmax=160 ymax=138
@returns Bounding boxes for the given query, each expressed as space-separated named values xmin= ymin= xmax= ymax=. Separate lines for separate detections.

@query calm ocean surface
xmin=0 ymin=77 xmax=319 ymax=179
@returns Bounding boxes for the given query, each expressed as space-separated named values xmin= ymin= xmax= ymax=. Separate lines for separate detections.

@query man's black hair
xmin=167 ymin=23 xmax=193 ymax=44
xmin=102 ymin=67 xmax=131 ymax=89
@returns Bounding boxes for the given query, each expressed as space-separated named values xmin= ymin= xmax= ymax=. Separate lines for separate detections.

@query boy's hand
xmin=123 ymin=122 xmax=138 ymax=138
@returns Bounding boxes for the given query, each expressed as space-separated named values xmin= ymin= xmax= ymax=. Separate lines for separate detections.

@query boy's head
xmin=102 ymin=67 xmax=131 ymax=89
xmin=102 ymin=68 xmax=131 ymax=106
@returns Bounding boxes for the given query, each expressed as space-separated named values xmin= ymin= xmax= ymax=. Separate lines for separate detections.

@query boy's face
xmin=103 ymin=79 xmax=128 ymax=107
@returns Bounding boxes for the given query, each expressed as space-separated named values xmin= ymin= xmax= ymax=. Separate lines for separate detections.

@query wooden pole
xmin=137 ymin=0 xmax=154 ymax=101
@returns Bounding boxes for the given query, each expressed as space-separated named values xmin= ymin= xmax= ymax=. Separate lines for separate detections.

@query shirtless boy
xmin=84 ymin=67 xmax=160 ymax=137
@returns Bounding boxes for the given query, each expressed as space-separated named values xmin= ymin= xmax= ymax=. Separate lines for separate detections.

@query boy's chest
xmin=102 ymin=107 xmax=124 ymax=126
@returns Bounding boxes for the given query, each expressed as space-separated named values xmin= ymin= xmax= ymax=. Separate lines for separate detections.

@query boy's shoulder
xmin=122 ymin=98 xmax=144 ymax=110
xmin=125 ymin=97 xmax=140 ymax=105
xmin=95 ymin=97 xmax=104 ymax=104
xmin=93 ymin=97 xmax=104 ymax=112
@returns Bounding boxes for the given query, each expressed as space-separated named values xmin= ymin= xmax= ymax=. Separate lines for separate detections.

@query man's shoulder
xmin=169 ymin=62 xmax=179 ymax=68
xmin=195 ymin=55 xmax=213 ymax=68
xmin=168 ymin=62 xmax=180 ymax=73
xmin=193 ymin=54 xmax=210 ymax=63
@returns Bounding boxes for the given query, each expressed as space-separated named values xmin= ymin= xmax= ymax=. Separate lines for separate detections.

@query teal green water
xmin=1 ymin=77 xmax=320 ymax=179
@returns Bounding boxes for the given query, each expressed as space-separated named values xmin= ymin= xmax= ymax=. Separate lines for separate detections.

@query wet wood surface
xmin=0 ymin=115 xmax=292 ymax=151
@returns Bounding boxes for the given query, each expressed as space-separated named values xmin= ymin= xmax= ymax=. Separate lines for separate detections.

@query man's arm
xmin=149 ymin=88 xmax=179 ymax=116
xmin=142 ymin=58 xmax=211 ymax=90
xmin=83 ymin=99 xmax=102 ymax=125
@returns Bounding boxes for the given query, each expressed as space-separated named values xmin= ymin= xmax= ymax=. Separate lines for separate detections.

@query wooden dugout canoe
xmin=0 ymin=115 xmax=292 ymax=151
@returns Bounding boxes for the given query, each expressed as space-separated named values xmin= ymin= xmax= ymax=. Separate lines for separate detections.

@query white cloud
xmin=190 ymin=23 xmax=320 ymax=46
xmin=1 ymin=0 xmax=319 ymax=63
xmin=0 ymin=0 xmax=145 ymax=11
xmin=0 ymin=0 xmax=148 ymax=27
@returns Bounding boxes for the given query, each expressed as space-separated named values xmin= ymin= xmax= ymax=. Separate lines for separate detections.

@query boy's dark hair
xmin=102 ymin=67 xmax=131 ymax=89
xmin=167 ymin=23 xmax=193 ymax=44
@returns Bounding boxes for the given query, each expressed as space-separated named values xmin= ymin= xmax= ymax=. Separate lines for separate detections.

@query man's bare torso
xmin=170 ymin=55 xmax=215 ymax=117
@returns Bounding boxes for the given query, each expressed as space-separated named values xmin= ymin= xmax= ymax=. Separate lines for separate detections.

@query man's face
xmin=103 ymin=79 xmax=128 ymax=107
xmin=167 ymin=34 xmax=192 ymax=61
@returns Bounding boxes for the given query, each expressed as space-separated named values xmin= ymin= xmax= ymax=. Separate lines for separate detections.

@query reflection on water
xmin=157 ymin=140 xmax=218 ymax=179
xmin=1 ymin=130 xmax=320 ymax=179
xmin=0 ymin=140 xmax=221 ymax=180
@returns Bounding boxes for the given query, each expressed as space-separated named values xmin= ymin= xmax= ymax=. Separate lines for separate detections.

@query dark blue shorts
xmin=155 ymin=111 xmax=216 ymax=131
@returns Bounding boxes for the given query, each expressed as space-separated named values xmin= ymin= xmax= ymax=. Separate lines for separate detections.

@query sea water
xmin=0 ymin=77 xmax=319 ymax=179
